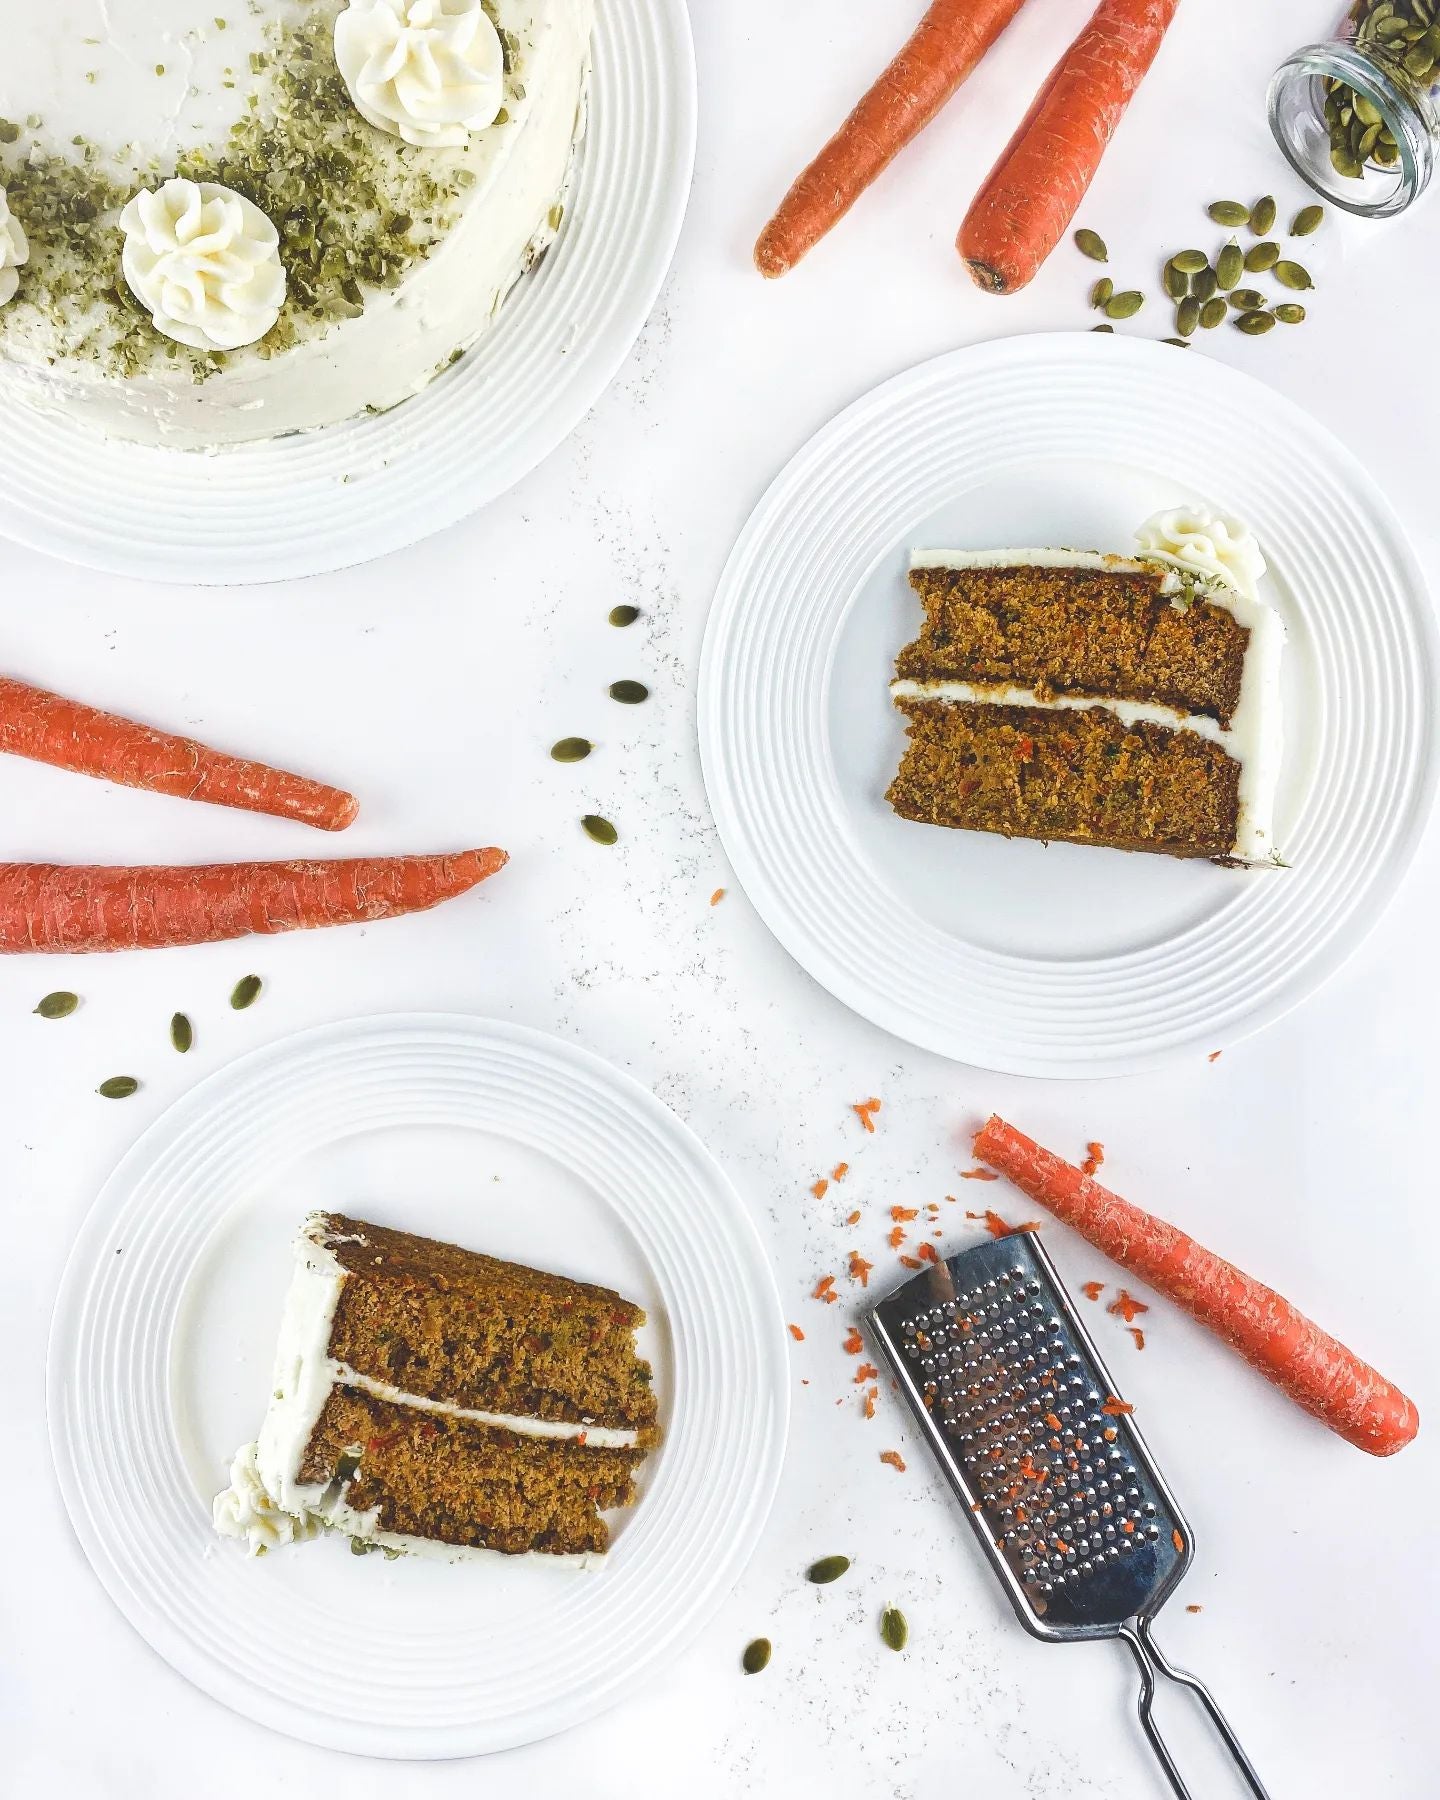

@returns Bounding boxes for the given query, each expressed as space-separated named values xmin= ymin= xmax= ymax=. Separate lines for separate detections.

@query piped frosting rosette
xmin=119 ymin=179 xmax=286 ymax=352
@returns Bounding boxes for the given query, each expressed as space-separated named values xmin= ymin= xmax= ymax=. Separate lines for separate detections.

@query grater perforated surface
xmin=870 ymin=1232 xmax=1193 ymax=1640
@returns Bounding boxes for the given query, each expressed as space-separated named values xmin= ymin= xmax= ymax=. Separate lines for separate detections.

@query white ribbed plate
xmin=699 ymin=335 xmax=1439 ymax=1078
xmin=0 ymin=0 xmax=694 ymax=584
xmin=47 ymin=1015 xmax=787 ymax=1757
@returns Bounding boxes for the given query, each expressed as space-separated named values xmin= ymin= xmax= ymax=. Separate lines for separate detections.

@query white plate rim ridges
xmin=698 ymin=333 xmax=1440 ymax=1079
xmin=46 ymin=1013 xmax=789 ymax=1758
xmin=0 ymin=0 xmax=696 ymax=585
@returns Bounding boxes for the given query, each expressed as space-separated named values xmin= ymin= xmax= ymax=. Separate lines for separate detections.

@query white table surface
xmin=5 ymin=2 xmax=1438 ymax=1794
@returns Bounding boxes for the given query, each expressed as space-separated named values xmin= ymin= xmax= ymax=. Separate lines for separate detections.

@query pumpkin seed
xmin=1249 ymin=194 xmax=1277 ymax=235
xmin=1274 ymin=303 xmax=1308 ymax=323
xmin=1235 ymin=309 xmax=1277 ymax=335
xmin=1175 ymin=295 xmax=1200 ymax=336
xmin=1215 ymin=242 xmax=1243 ymax=290
xmin=608 ymin=679 xmax=649 ymax=704
xmin=1199 ymin=297 xmax=1229 ymax=329
xmin=1104 ymin=289 xmax=1144 ymax=320
xmin=1273 ymin=259 xmax=1314 ymax=290
xmin=1171 ymin=248 xmax=1209 ymax=275
xmin=1073 ymin=227 xmax=1108 ymax=262
xmin=1162 ymin=336 xmax=1191 ymax=347
xmin=1090 ymin=276 xmax=1114 ymax=308
xmin=550 ymin=736 xmax=593 ymax=762
xmin=1330 ymin=141 xmax=1365 ymax=179
xmin=1228 ymin=288 xmax=1267 ymax=311
xmin=1192 ymin=267 xmax=1219 ymax=302
xmin=880 ymin=1606 xmax=909 ymax=1652
xmin=1090 ymin=323 xmax=1114 ymax=332
xmin=608 ymin=604 xmax=640 ymax=627
xmin=34 ymin=990 xmax=79 ymax=1019
xmin=581 ymin=814 xmax=618 ymax=845
xmin=230 ymin=974 xmax=263 ymax=1010
xmin=1161 ymin=262 xmax=1188 ymax=299
xmin=1244 ymin=240 xmax=1279 ymax=272
xmin=1352 ymin=92 xmax=1383 ymax=127
xmin=98 ymin=1076 xmax=139 ymax=1099
xmin=806 ymin=1554 xmax=851 ymax=1584
xmin=1207 ymin=200 xmax=1250 ymax=227
xmin=742 ymin=1637 xmax=772 ymax=1674
xmin=170 ymin=1012 xmax=193 ymax=1053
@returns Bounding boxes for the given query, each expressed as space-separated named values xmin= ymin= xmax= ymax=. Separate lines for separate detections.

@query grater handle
xmin=1118 ymin=1619 xmax=1272 ymax=1800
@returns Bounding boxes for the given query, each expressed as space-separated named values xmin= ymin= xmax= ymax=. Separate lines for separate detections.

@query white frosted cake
xmin=0 ymin=0 xmax=593 ymax=446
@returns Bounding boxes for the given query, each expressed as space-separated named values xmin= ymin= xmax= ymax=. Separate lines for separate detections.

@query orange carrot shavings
xmin=864 ymin=1387 xmax=878 ymax=1419
xmin=960 ymin=1168 xmax=999 ymax=1181
xmin=1129 ymin=1328 xmax=1146 ymax=1351
xmin=1121 ymin=1519 xmax=1135 ymax=1534
xmin=1173 ymin=1529 xmax=1185 ymax=1553
xmin=811 ymin=1179 xmax=829 ymax=1200
xmin=966 ymin=1209 xmax=1040 ymax=1238
xmin=1101 ymin=1396 xmax=1134 ymax=1416
xmin=832 ymin=1162 xmax=850 ymax=1181
xmin=843 ymin=1328 xmax=865 ymax=1355
xmin=916 ymin=1242 xmax=939 ymax=1265
xmin=1081 ymin=1281 xmax=1105 ymax=1302
xmin=887 ymin=1226 xmax=906 ymax=1250
xmin=854 ymin=1362 xmax=879 ymax=1384
xmin=1208 ymin=1050 xmax=1222 ymax=1063
xmin=845 ymin=1209 xmax=862 ymax=1226
xmin=813 ymin=1274 xmax=838 ymax=1304
xmin=1043 ymin=1412 xmax=1062 ymax=1431
xmin=1081 ymin=1140 xmax=1106 ymax=1176
xmin=880 ymin=1450 xmax=906 ymax=1473
xmin=898 ymin=1254 xmax=922 ymax=1269
xmin=710 ymin=888 xmax=725 ymax=905
xmin=1107 ymin=1288 xmax=1149 ymax=1324
xmin=852 ymin=1097 xmax=882 ymax=1132
xmin=787 ymin=1323 xmax=805 ymax=1342
xmin=1186 ymin=1604 xmax=1204 ymax=1614
xmin=848 ymin=1251 xmax=874 ymax=1288
xmin=890 ymin=1205 xmax=918 ymax=1222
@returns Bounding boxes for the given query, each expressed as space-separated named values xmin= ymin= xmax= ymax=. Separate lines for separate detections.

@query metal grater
xmin=870 ymin=1231 xmax=1271 ymax=1800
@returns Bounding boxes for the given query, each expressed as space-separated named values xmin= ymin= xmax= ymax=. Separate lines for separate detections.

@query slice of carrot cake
xmin=886 ymin=506 xmax=1284 ymax=866
xmin=214 ymin=1212 xmax=659 ymax=1560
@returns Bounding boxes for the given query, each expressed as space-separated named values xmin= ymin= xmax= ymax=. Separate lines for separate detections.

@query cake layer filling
xmin=888 ymin=698 xmax=1243 ymax=862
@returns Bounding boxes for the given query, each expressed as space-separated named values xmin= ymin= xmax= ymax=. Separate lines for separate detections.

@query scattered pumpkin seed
xmin=1090 ymin=276 xmax=1114 ymax=308
xmin=230 ymin=974 xmax=263 ymax=1010
xmin=1215 ymin=242 xmax=1243 ymax=290
xmin=1228 ymin=288 xmax=1268 ymax=311
xmin=35 ymin=991 xmax=79 ymax=1019
xmin=1292 ymin=204 xmax=1325 ymax=236
xmin=1207 ymin=200 xmax=1251 ymax=227
xmin=1235 ymin=309 xmax=1277 ymax=335
xmin=806 ymin=1554 xmax=851 ymax=1584
xmin=880 ymin=1606 xmax=909 ymax=1652
xmin=1162 ymin=261 xmax=1188 ymax=300
xmin=1244 ymin=240 xmax=1279 ymax=273
xmin=1274 ymin=303 xmax=1308 ymax=323
xmin=170 ymin=1012 xmax=193 ymax=1053
xmin=1171 ymin=248 xmax=1209 ymax=276
xmin=1090 ymin=323 xmax=1114 ymax=332
xmin=1175 ymin=295 xmax=1200 ymax=336
xmin=1074 ymin=227 xmax=1108 ymax=262
xmin=608 ymin=679 xmax=649 ymax=704
xmin=1274 ymin=259 xmax=1314 ymax=290
xmin=608 ymin=604 xmax=640 ymax=627
xmin=742 ymin=1637 xmax=772 ymax=1674
xmin=1199 ymin=297 xmax=1229 ymax=329
xmin=1249 ymin=194 xmax=1277 ymax=235
xmin=1162 ymin=335 xmax=1190 ymax=348
xmin=550 ymin=736 xmax=593 ymax=762
xmin=98 ymin=1076 xmax=139 ymax=1099
xmin=1192 ymin=267 xmax=1219 ymax=302
xmin=1104 ymin=289 xmax=1144 ymax=320
xmin=581 ymin=814 xmax=618 ymax=845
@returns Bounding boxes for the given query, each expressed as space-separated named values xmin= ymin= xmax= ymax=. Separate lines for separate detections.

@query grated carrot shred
xmin=787 ymin=1323 xmax=805 ymax=1342
xmin=880 ymin=1450 xmax=906 ymax=1473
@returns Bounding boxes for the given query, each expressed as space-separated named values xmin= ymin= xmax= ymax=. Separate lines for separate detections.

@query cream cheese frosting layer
xmin=0 ymin=0 xmax=593 ymax=447
xmin=213 ymin=1214 xmax=627 ymax=1560
xmin=901 ymin=533 xmax=1286 ymax=866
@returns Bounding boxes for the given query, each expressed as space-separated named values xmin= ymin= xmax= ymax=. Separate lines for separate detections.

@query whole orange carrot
xmin=755 ymin=0 xmax=1033 ymax=278
xmin=959 ymin=0 xmax=1180 ymax=294
xmin=972 ymin=1115 xmax=1419 ymax=1457
xmin=0 ymin=849 xmax=507 ymax=953
xmin=0 ymin=676 xmax=358 ymax=831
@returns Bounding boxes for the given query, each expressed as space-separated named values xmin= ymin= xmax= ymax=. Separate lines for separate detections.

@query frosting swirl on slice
xmin=0 ymin=187 xmax=29 ymax=307
xmin=1135 ymin=504 xmax=1267 ymax=603
xmin=119 ymin=179 xmax=286 ymax=353
xmin=335 ymin=0 xmax=506 ymax=148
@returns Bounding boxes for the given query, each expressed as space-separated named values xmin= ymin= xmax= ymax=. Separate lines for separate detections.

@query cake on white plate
xmin=0 ymin=0 xmax=593 ymax=447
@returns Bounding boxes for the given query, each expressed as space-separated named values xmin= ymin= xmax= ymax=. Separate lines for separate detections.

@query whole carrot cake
xmin=214 ymin=1211 xmax=659 ymax=1559
xmin=886 ymin=507 xmax=1285 ymax=866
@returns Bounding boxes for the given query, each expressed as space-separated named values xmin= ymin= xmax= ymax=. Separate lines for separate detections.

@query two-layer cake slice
xmin=887 ymin=523 xmax=1284 ymax=865
xmin=215 ymin=1212 xmax=659 ymax=1560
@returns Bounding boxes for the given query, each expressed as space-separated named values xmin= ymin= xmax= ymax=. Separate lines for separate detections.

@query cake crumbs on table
xmin=1081 ymin=1139 xmax=1106 ymax=1176
xmin=1107 ymin=1288 xmax=1149 ymax=1323
xmin=787 ymin=1323 xmax=805 ymax=1342
xmin=880 ymin=1450 xmax=906 ymax=1473
xmin=852 ymin=1097 xmax=882 ymax=1132
xmin=1081 ymin=1280 xmax=1106 ymax=1301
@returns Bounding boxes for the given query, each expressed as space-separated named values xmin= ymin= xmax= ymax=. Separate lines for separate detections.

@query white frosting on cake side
xmin=0 ymin=187 xmax=28 ymax=306
xmin=119 ymin=179 xmax=286 ymax=351
xmin=335 ymin=0 xmax=506 ymax=147
xmin=213 ymin=1213 xmax=628 ymax=1563
xmin=902 ymin=531 xmax=1286 ymax=866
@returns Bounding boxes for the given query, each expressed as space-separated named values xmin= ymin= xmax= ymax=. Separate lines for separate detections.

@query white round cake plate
xmin=0 ymin=0 xmax=695 ymax=585
xmin=698 ymin=333 xmax=1440 ymax=1080
xmin=47 ymin=1014 xmax=788 ymax=1758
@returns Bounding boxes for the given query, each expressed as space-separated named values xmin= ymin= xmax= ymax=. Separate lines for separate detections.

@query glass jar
xmin=1269 ymin=2 xmax=1440 ymax=216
